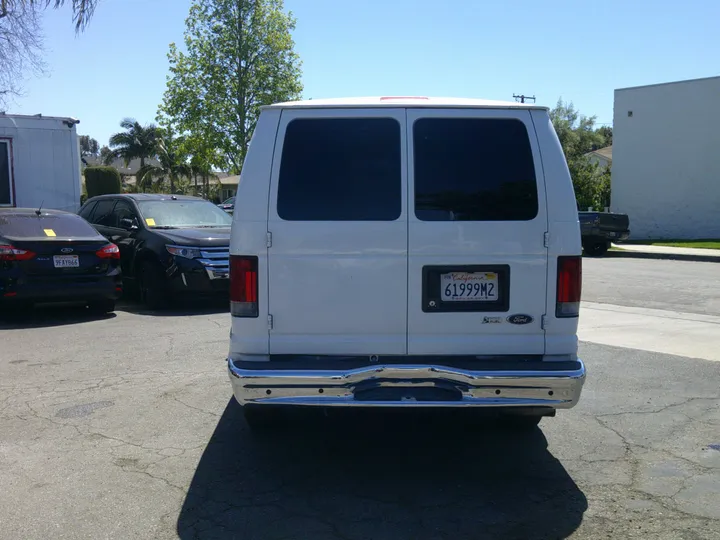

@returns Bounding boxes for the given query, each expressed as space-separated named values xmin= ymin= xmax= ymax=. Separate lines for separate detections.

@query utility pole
xmin=513 ymin=94 xmax=536 ymax=104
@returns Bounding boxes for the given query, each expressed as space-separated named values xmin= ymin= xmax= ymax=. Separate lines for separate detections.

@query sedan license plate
xmin=441 ymin=272 xmax=498 ymax=302
xmin=53 ymin=255 xmax=79 ymax=268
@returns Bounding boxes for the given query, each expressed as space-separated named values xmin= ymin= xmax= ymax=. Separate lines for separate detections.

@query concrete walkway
xmin=579 ymin=301 xmax=720 ymax=362
xmin=611 ymin=243 xmax=720 ymax=262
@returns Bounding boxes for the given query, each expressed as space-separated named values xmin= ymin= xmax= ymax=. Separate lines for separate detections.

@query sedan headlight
xmin=166 ymin=245 xmax=202 ymax=259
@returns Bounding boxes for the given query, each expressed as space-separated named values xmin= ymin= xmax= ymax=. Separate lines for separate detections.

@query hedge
xmin=84 ymin=166 xmax=122 ymax=198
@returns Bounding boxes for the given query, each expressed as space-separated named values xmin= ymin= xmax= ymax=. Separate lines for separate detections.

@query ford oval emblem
xmin=507 ymin=314 xmax=533 ymax=325
xmin=61 ymin=247 xmax=74 ymax=254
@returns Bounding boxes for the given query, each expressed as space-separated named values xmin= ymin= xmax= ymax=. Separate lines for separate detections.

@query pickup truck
xmin=578 ymin=210 xmax=630 ymax=256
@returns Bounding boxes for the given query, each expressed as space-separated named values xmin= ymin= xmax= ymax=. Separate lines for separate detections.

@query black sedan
xmin=0 ymin=208 xmax=122 ymax=313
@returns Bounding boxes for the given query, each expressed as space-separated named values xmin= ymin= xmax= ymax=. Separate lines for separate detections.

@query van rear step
xmin=233 ymin=355 xmax=580 ymax=372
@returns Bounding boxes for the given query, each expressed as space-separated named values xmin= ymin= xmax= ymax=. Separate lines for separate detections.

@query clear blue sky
xmin=11 ymin=0 xmax=720 ymax=147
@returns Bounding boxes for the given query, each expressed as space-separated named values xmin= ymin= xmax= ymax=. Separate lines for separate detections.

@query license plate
xmin=53 ymin=255 xmax=79 ymax=268
xmin=441 ymin=272 xmax=499 ymax=302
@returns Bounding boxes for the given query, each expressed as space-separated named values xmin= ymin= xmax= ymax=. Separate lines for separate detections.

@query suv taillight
xmin=0 ymin=245 xmax=36 ymax=261
xmin=230 ymin=255 xmax=258 ymax=317
xmin=556 ymin=256 xmax=582 ymax=318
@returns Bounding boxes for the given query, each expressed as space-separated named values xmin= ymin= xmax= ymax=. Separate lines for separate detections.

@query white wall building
xmin=0 ymin=114 xmax=82 ymax=212
xmin=612 ymin=76 xmax=720 ymax=239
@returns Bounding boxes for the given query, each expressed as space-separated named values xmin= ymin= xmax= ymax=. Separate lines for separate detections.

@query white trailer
xmin=0 ymin=113 xmax=82 ymax=213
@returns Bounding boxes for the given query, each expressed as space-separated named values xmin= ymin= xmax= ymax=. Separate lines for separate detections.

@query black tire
xmin=87 ymin=299 xmax=116 ymax=314
xmin=502 ymin=415 xmax=543 ymax=430
xmin=139 ymin=261 xmax=171 ymax=310
xmin=583 ymin=240 xmax=610 ymax=257
xmin=243 ymin=406 xmax=282 ymax=433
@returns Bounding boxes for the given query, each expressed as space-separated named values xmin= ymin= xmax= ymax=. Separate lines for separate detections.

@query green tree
xmin=158 ymin=0 xmax=303 ymax=173
xmin=98 ymin=145 xmax=113 ymax=164
xmin=550 ymin=99 xmax=611 ymax=210
xmin=190 ymin=152 xmax=219 ymax=199
xmin=79 ymin=135 xmax=99 ymax=157
xmin=137 ymin=134 xmax=191 ymax=194
xmin=596 ymin=125 xmax=613 ymax=148
xmin=107 ymin=118 xmax=161 ymax=177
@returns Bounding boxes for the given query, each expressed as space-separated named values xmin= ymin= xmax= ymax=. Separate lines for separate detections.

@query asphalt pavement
xmin=0 ymin=258 xmax=719 ymax=540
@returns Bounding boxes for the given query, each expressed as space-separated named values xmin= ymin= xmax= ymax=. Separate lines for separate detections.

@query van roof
xmin=263 ymin=96 xmax=549 ymax=111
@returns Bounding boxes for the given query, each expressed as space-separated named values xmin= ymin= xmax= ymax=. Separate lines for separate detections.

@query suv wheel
xmin=88 ymin=299 xmax=116 ymax=314
xmin=139 ymin=261 xmax=170 ymax=310
xmin=583 ymin=240 xmax=610 ymax=257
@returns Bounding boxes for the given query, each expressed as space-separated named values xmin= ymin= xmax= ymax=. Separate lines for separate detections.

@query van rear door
xmin=406 ymin=108 xmax=549 ymax=355
xmin=266 ymin=109 xmax=408 ymax=356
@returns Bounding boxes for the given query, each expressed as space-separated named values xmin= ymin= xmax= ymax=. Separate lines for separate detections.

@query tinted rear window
xmin=0 ymin=213 xmax=100 ymax=238
xmin=277 ymin=118 xmax=402 ymax=221
xmin=413 ymin=118 xmax=538 ymax=221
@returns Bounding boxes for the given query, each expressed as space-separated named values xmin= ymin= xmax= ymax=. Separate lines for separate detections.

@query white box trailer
xmin=0 ymin=113 xmax=82 ymax=213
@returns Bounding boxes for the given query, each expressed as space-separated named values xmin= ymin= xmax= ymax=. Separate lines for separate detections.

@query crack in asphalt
xmin=591 ymin=412 xmax=719 ymax=523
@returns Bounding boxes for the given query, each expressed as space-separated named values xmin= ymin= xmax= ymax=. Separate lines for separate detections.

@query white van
xmin=227 ymin=96 xmax=585 ymax=430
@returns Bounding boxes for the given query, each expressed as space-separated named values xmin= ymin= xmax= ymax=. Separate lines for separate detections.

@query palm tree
xmin=190 ymin=156 xmax=218 ymax=199
xmin=107 ymin=118 xmax=161 ymax=190
xmin=136 ymin=136 xmax=191 ymax=194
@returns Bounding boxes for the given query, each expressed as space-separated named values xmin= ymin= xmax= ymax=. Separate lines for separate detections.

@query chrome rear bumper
xmin=227 ymin=358 xmax=586 ymax=409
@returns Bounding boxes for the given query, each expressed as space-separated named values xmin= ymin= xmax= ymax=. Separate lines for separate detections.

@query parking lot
xmin=1 ymin=257 xmax=719 ymax=540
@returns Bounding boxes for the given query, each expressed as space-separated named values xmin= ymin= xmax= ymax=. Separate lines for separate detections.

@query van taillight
xmin=556 ymin=256 xmax=582 ymax=318
xmin=230 ymin=255 xmax=258 ymax=317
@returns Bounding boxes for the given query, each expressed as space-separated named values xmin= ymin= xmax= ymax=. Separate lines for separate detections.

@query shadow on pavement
xmin=178 ymin=400 xmax=587 ymax=540
xmin=0 ymin=303 xmax=116 ymax=329
xmin=116 ymin=297 xmax=229 ymax=317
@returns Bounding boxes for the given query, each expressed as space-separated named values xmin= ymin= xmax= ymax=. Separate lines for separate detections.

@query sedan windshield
xmin=137 ymin=200 xmax=232 ymax=229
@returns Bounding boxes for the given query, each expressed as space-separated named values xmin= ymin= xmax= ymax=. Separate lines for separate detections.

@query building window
xmin=0 ymin=140 xmax=13 ymax=206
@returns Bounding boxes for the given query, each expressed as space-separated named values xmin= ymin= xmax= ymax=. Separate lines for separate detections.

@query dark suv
xmin=79 ymin=194 xmax=232 ymax=308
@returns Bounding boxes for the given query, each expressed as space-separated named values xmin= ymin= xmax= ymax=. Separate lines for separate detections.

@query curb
xmin=605 ymin=249 xmax=720 ymax=264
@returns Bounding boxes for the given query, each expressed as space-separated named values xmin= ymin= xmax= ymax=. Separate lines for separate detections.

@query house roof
xmin=82 ymin=156 xmax=162 ymax=175
xmin=587 ymin=145 xmax=612 ymax=161
xmin=82 ymin=156 xmax=232 ymax=180
xmin=264 ymin=96 xmax=548 ymax=111
xmin=219 ymin=175 xmax=239 ymax=186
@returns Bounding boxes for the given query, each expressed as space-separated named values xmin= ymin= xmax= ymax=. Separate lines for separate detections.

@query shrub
xmin=80 ymin=181 xmax=88 ymax=206
xmin=84 ymin=167 xmax=122 ymax=198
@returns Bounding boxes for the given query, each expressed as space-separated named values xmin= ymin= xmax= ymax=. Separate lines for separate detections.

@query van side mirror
xmin=120 ymin=218 xmax=138 ymax=231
